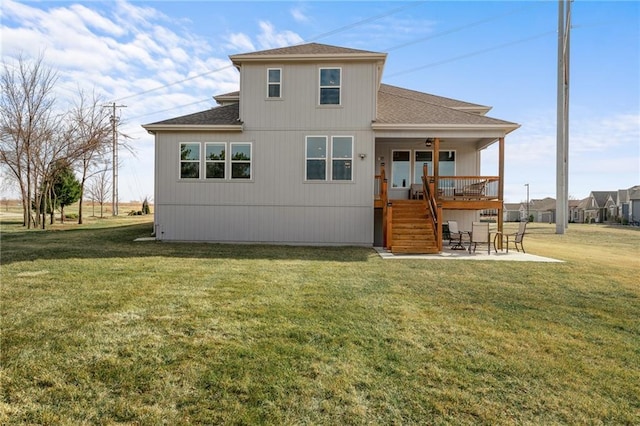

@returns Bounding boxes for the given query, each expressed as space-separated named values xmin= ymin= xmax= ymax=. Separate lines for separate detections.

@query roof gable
xmin=229 ymin=42 xmax=386 ymax=65
xmin=232 ymin=42 xmax=382 ymax=57
xmin=590 ymin=191 xmax=617 ymax=207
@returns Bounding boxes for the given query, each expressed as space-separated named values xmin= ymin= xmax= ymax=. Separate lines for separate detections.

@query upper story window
xmin=180 ymin=143 xmax=200 ymax=179
xmin=267 ymin=68 xmax=281 ymax=98
xmin=319 ymin=68 xmax=341 ymax=105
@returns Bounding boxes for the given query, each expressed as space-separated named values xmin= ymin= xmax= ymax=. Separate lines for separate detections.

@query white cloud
xmin=69 ymin=3 xmax=126 ymax=37
xmin=257 ymin=21 xmax=303 ymax=50
xmin=0 ymin=0 xmax=242 ymax=202
xmin=226 ymin=32 xmax=255 ymax=52
xmin=291 ymin=6 xmax=309 ymax=23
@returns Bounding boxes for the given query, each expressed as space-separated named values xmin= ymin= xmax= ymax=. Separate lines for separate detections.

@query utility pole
xmin=104 ymin=102 xmax=126 ymax=216
xmin=556 ymin=0 xmax=571 ymax=234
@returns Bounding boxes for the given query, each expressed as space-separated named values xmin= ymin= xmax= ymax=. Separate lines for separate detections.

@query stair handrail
xmin=422 ymin=164 xmax=439 ymax=246
xmin=380 ymin=163 xmax=390 ymax=248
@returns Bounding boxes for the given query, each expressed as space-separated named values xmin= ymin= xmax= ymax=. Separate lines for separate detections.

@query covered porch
xmin=373 ymin=136 xmax=507 ymax=254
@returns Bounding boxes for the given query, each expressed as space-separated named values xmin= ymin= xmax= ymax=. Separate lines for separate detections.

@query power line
xmin=127 ymin=98 xmax=214 ymax=121
xmin=385 ymin=2 xmax=543 ymax=52
xmin=109 ymin=2 xmax=427 ymax=105
xmin=305 ymin=1 xmax=427 ymax=42
xmin=113 ymin=64 xmax=234 ymax=103
xmin=385 ymin=31 xmax=556 ymax=79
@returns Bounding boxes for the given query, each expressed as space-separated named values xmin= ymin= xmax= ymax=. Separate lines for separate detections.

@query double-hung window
xmin=267 ymin=68 xmax=281 ymax=98
xmin=331 ymin=136 xmax=352 ymax=180
xmin=180 ymin=142 xmax=252 ymax=180
xmin=180 ymin=143 xmax=200 ymax=179
xmin=305 ymin=136 xmax=327 ymax=180
xmin=319 ymin=68 xmax=341 ymax=105
xmin=230 ymin=143 xmax=252 ymax=179
xmin=205 ymin=143 xmax=225 ymax=179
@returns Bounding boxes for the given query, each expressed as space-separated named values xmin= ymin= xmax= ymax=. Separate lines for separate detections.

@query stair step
xmin=392 ymin=245 xmax=439 ymax=254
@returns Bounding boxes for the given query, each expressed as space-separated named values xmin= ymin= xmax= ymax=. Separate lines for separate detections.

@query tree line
xmin=1 ymin=54 xmax=127 ymax=228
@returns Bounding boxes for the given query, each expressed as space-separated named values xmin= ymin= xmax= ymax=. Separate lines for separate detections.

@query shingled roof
xmin=375 ymin=88 xmax=517 ymax=128
xmin=379 ymin=84 xmax=490 ymax=113
xmin=145 ymin=103 xmax=240 ymax=127
xmin=230 ymin=42 xmax=383 ymax=57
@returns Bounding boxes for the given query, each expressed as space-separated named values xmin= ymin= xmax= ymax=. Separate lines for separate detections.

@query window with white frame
xmin=414 ymin=151 xmax=432 ymax=184
xmin=180 ymin=142 xmax=200 ymax=179
xmin=230 ymin=143 xmax=252 ymax=179
xmin=331 ymin=136 xmax=353 ymax=181
xmin=267 ymin=68 xmax=281 ymax=98
xmin=392 ymin=150 xmax=410 ymax=188
xmin=319 ymin=68 xmax=341 ymax=105
xmin=205 ymin=143 xmax=225 ymax=179
xmin=438 ymin=151 xmax=456 ymax=176
xmin=306 ymin=136 xmax=327 ymax=180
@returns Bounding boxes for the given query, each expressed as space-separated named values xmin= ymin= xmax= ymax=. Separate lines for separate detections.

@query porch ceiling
xmin=375 ymin=136 xmax=500 ymax=150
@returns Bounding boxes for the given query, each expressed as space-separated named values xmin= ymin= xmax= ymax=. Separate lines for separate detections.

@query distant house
xmin=503 ymin=202 xmax=525 ymax=222
xmin=142 ymin=43 xmax=519 ymax=253
xmin=568 ymin=199 xmax=582 ymax=223
xmin=623 ymin=185 xmax=640 ymax=224
xmin=584 ymin=191 xmax=617 ymax=223
xmin=528 ymin=197 xmax=556 ymax=223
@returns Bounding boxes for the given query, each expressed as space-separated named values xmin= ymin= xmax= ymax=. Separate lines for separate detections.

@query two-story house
xmin=143 ymin=43 xmax=519 ymax=253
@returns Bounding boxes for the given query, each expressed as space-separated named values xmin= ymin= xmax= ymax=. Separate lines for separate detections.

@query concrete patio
xmin=374 ymin=247 xmax=562 ymax=262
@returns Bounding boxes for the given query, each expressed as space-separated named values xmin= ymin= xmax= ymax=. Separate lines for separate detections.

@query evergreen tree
xmin=52 ymin=162 xmax=81 ymax=223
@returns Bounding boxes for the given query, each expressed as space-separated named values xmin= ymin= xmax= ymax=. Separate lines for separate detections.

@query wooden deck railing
xmin=374 ymin=165 xmax=502 ymax=251
xmin=422 ymin=165 xmax=439 ymax=250
xmin=433 ymin=176 xmax=500 ymax=200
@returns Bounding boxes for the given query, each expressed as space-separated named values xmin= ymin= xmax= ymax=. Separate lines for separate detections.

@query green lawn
xmin=1 ymin=218 xmax=639 ymax=424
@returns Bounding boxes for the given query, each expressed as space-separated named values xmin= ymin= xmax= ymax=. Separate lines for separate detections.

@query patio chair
xmin=469 ymin=222 xmax=490 ymax=254
xmin=410 ymin=183 xmax=424 ymax=200
xmin=447 ymin=220 xmax=466 ymax=250
xmin=494 ymin=221 xmax=528 ymax=253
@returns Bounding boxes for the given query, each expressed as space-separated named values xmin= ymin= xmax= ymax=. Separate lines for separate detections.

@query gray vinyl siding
xmin=154 ymin=59 xmax=379 ymax=244
xmin=239 ymin=62 xmax=377 ymax=130
xmin=155 ymin=129 xmax=375 ymax=244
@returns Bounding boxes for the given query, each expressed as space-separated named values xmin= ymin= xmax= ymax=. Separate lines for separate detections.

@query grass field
xmin=1 ymin=216 xmax=639 ymax=424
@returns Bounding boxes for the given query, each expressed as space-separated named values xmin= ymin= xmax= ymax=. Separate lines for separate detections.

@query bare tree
xmin=86 ymin=163 xmax=111 ymax=218
xmin=0 ymin=53 xmax=58 ymax=228
xmin=68 ymin=89 xmax=112 ymax=224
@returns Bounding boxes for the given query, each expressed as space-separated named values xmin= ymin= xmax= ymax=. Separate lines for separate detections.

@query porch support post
xmin=498 ymin=137 xmax=505 ymax=249
xmin=434 ymin=137 xmax=442 ymax=251
xmin=433 ymin=137 xmax=440 ymax=182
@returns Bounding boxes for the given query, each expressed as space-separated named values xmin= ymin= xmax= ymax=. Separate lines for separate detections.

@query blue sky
xmin=1 ymin=0 xmax=638 ymax=203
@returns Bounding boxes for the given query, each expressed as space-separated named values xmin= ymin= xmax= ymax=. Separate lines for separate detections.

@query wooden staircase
xmin=389 ymin=200 xmax=439 ymax=254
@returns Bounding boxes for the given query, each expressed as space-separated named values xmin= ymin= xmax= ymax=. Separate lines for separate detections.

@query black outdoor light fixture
xmin=425 ymin=138 xmax=434 ymax=147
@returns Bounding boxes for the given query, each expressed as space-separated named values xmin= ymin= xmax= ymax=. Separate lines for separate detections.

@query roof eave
xmin=230 ymin=53 xmax=387 ymax=65
xmin=142 ymin=124 xmax=244 ymax=134
xmin=371 ymin=123 xmax=520 ymax=133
